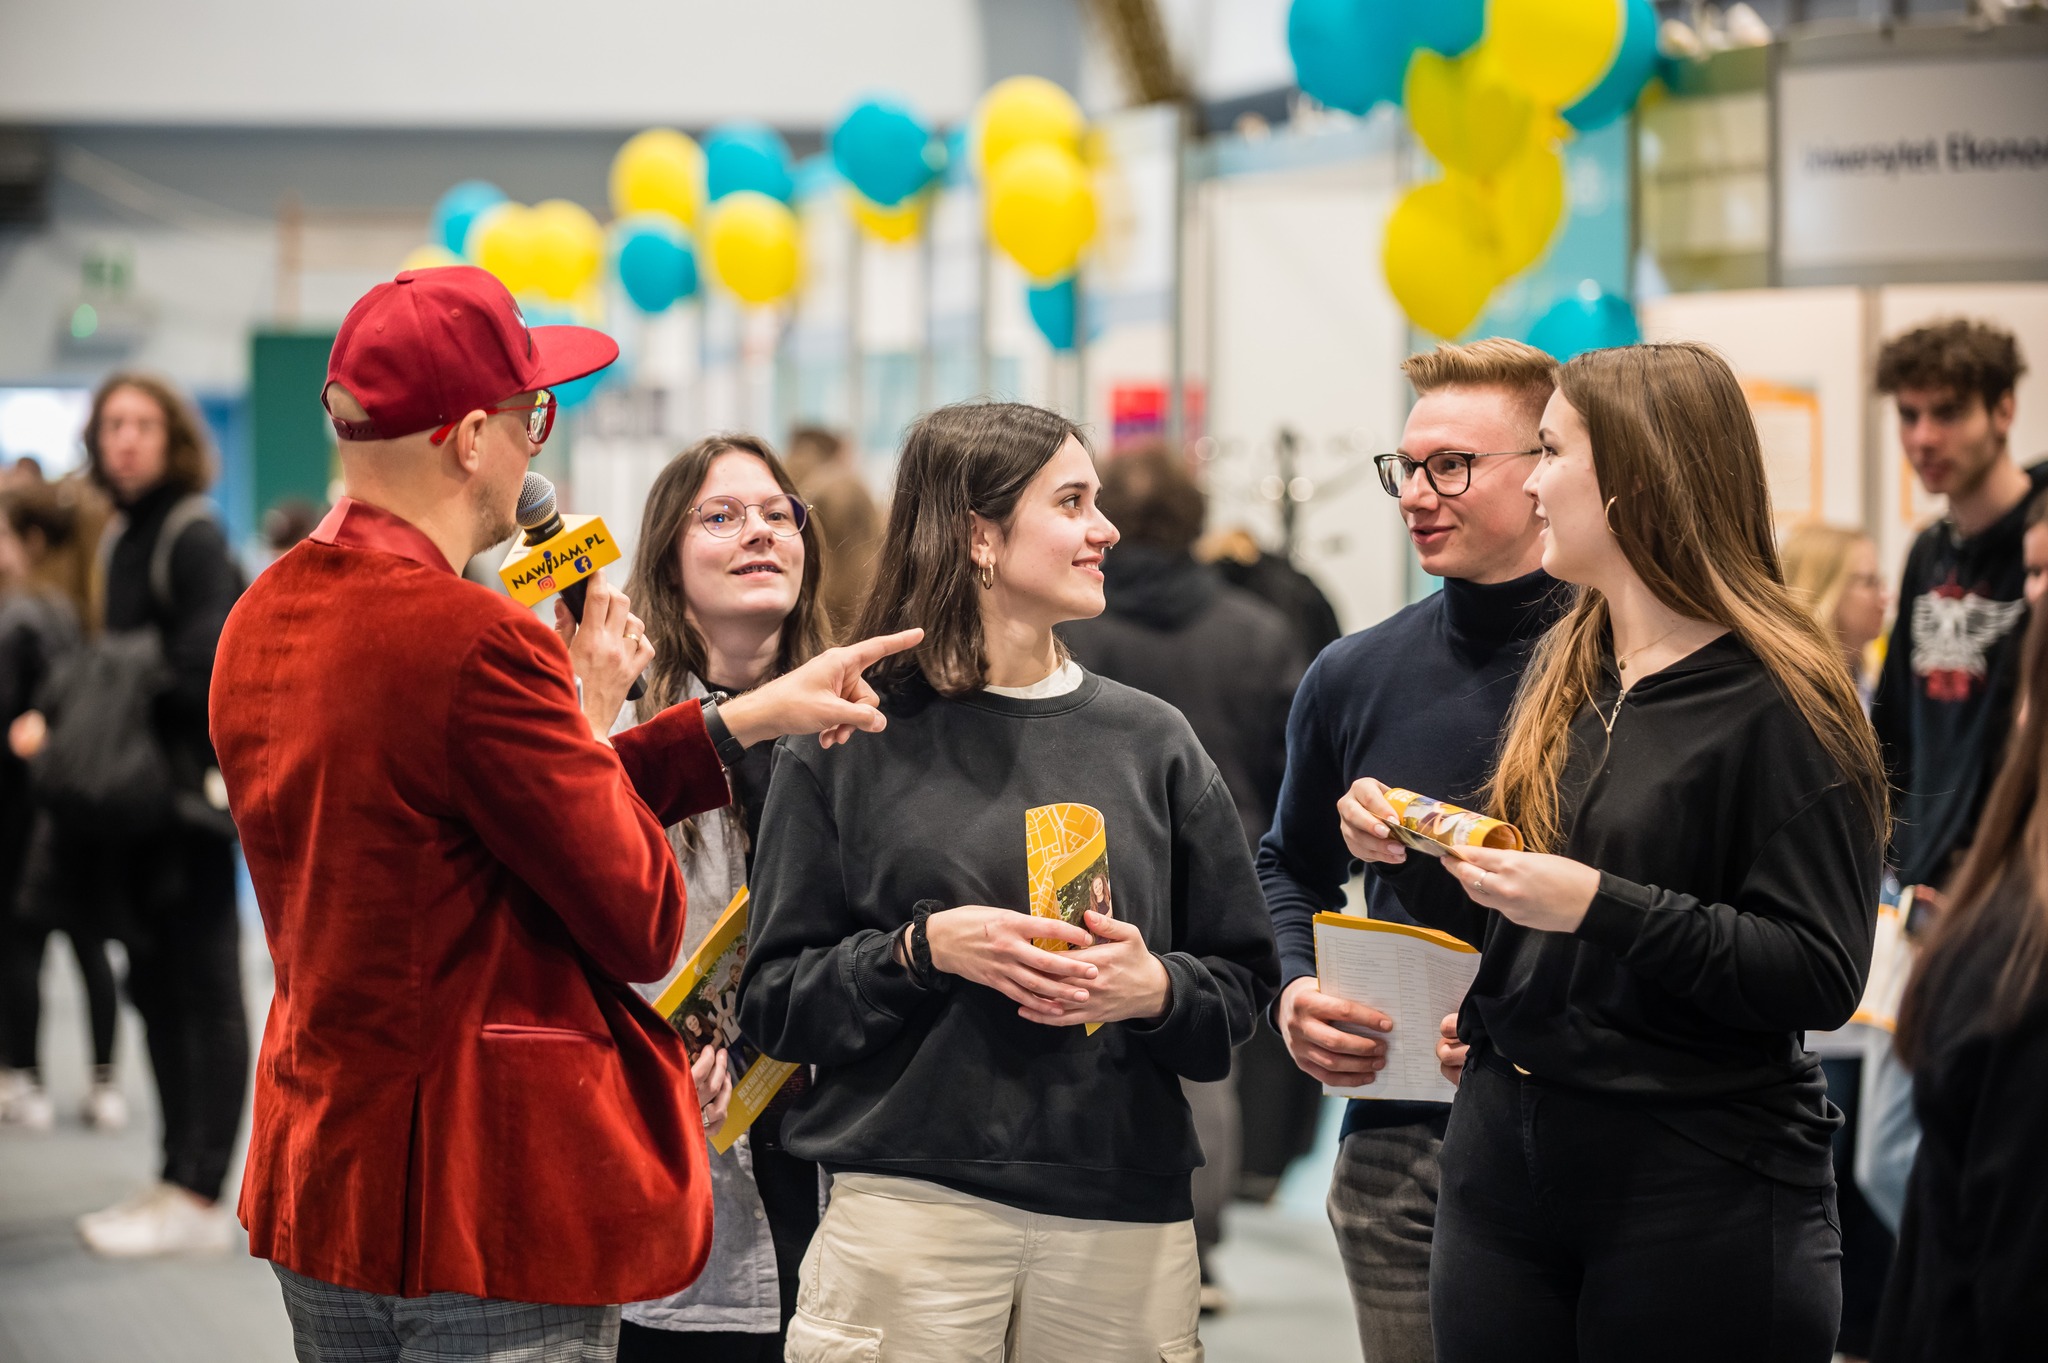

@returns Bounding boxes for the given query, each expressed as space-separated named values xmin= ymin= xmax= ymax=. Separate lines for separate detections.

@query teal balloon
xmin=1528 ymin=291 xmax=1641 ymax=362
xmin=940 ymin=126 xmax=971 ymax=187
xmin=792 ymin=153 xmax=840 ymax=202
xmin=615 ymin=217 xmax=698 ymax=314
xmin=1564 ymin=0 xmax=1661 ymax=132
xmin=1287 ymin=0 xmax=1412 ymax=115
xmin=1027 ymin=277 xmax=1077 ymax=352
xmin=705 ymin=122 xmax=795 ymax=203
xmin=432 ymin=181 xmax=507 ymax=257
xmin=1407 ymin=0 xmax=1484 ymax=57
xmin=832 ymin=98 xmax=935 ymax=208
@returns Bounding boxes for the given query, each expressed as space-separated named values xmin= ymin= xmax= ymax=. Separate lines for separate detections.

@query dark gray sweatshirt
xmin=738 ymin=669 xmax=1280 ymax=1223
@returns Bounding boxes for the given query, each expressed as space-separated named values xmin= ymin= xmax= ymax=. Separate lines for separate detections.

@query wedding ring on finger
xmin=1475 ymin=869 xmax=1490 ymax=894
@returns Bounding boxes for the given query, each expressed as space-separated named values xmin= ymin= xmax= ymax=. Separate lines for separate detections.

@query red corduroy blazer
xmin=210 ymin=498 xmax=728 ymax=1305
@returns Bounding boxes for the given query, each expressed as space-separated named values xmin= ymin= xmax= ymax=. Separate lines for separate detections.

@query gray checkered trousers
xmin=273 ymin=1264 xmax=621 ymax=1363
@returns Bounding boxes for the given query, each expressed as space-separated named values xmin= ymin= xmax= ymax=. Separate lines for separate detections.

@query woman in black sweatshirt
xmin=739 ymin=401 xmax=1278 ymax=1363
xmin=1343 ymin=343 xmax=1885 ymax=1363
xmin=1874 ymin=605 xmax=2048 ymax=1362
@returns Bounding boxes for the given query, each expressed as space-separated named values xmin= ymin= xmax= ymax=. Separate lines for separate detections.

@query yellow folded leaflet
xmin=1026 ymin=802 xmax=1113 ymax=1035
xmin=651 ymin=888 xmax=803 ymax=1154
xmin=1384 ymin=788 xmax=1524 ymax=856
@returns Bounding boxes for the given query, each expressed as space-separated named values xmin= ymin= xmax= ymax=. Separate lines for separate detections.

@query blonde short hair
xmin=1400 ymin=338 xmax=1560 ymax=423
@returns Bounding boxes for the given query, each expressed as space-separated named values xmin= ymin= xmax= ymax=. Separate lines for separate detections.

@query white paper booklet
xmin=1313 ymin=912 xmax=1481 ymax=1103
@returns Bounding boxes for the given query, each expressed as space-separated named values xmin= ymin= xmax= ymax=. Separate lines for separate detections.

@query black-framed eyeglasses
xmin=688 ymin=494 xmax=810 ymax=539
xmin=1373 ymin=449 xmax=1542 ymax=498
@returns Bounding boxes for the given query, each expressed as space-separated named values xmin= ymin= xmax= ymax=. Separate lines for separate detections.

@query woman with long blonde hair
xmin=1341 ymin=343 xmax=1885 ymax=1362
xmin=1782 ymin=522 xmax=1890 ymax=709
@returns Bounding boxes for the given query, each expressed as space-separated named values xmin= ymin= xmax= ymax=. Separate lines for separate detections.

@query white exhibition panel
xmin=0 ymin=0 xmax=984 ymax=127
xmin=1201 ymin=162 xmax=1410 ymax=636
xmin=1639 ymin=286 xmax=1869 ymax=536
xmin=1779 ymin=55 xmax=2048 ymax=279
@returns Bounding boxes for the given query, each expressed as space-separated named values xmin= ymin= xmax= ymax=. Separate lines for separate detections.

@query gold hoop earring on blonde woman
xmin=1604 ymin=496 xmax=1620 ymax=535
xmin=977 ymin=561 xmax=995 ymax=591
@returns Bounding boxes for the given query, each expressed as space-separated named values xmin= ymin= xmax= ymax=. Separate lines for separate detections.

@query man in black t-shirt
xmin=1872 ymin=319 xmax=2036 ymax=896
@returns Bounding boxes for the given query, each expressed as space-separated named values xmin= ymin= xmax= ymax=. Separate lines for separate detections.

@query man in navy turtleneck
xmin=1258 ymin=338 xmax=1566 ymax=1363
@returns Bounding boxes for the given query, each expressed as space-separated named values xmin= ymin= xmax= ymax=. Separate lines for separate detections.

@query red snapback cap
xmin=323 ymin=265 xmax=619 ymax=440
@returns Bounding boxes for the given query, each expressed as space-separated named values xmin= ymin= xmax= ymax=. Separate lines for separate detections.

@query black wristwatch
xmin=908 ymin=899 xmax=947 ymax=989
xmin=699 ymin=694 xmax=748 ymax=770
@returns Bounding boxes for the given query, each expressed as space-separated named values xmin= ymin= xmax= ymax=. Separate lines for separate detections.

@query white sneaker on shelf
xmin=80 ymin=1185 xmax=235 ymax=1257
xmin=0 ymin=1081 xmax=55 ymax=1131
xmin=81 ymin=1084 xmax=129 ymax=1131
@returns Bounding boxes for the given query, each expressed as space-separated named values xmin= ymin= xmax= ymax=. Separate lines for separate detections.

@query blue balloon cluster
xmin=1564 ymin=0 xmax=1661 ymax=132
xmin=705 ymin=123 xmax=795 ymax=204
xmin=832 ymin=98 xmax=937 ymax=208
xmin=615 ymin=216 xmax=699 ymax=314
xmin=791 ymin=153 xmax=841 ymax=203
xmin=431 ymin=181 xmax=507 ymax=257
xmin=1528 ymin=288 xmax=1641 ymax=362
xmin=1286 ymin=0 xmax=1487 ymax=113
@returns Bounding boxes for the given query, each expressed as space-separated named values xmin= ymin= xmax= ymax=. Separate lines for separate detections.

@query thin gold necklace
xmin=1614 ymin=621 xmax=1683 ymax=675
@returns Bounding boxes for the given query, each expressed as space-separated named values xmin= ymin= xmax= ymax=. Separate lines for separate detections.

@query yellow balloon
xmin=1491 ymin=143 xmax=1565 ymax=277
xmin=1382 ymin=179 xmax=1503 ymax=338
xmin=530 ymin=199 xmax=605 ymax=301
xmin=468 ymin=203 xmax=545 ymax=297
xmin=974 ymin=75 xmax=1085 ymax=179
xmin=610 ymin=128 xmax=705 ymax=229
xmin=1486 ymin=0 xmax=1624 ymax=108
xmin=1405 ymin=48 xmax=1535 ymax=178
xmin=705 ymin=190 xmax=801 ymax=305
xmin=849 ymin=191 xmax=924 ymax=243
xmin=398 ymin=244 xmax=463 ymax=273
xmin=986 ymin=144 xmax=1097 ymax=282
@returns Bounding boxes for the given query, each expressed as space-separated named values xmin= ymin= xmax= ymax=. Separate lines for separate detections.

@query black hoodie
xmin=1383 ymin=633 xmax=1882 ymax=1186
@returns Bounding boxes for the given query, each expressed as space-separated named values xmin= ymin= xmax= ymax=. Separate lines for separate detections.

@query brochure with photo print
xmin=1026 ymin=802 xmax=1112 ymax=1035
xmin=652 ymin=888 xmax=805 ymax=1153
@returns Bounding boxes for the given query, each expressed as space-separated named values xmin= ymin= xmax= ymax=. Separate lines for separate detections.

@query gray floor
xmin=0 ymin=928 xmax=1360 ymax=1363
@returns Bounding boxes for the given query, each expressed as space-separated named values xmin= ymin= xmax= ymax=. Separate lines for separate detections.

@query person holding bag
xmin=1342 ymin=343 xmax=1885 ymax=1363
xmin=739 ymin=401 xmax=1279 ymax=1363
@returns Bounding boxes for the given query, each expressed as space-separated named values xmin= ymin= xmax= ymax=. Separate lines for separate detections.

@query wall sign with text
xmin=1778 ymin=55 xmax=2048 ymax=284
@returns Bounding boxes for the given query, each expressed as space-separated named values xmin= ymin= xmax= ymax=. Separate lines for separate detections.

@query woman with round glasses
xmin=614 ymin=433 xmax=830 ymax=1363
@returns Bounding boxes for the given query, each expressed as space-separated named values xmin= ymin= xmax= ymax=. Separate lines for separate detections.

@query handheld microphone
xmin=504 ymin=472 xmax=645 ymax=703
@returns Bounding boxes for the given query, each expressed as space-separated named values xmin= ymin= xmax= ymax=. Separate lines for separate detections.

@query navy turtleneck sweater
xmin=1257 ymin=568 xmax=1565 ymax=1130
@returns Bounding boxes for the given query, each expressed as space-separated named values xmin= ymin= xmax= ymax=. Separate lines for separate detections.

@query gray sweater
xmin=738 ymin=669 xmax=1279 ymax=1222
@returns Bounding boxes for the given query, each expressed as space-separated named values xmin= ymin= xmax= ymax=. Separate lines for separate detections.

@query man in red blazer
xmin=209 ymin=265 xmax=916 ymax=1360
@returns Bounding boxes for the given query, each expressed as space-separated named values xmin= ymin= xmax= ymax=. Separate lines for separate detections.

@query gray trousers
xmin=1326 ymin=1112 xmax=1451 ymax=1363
xmin=273 ymin=1264 xmax=620 ymax=1363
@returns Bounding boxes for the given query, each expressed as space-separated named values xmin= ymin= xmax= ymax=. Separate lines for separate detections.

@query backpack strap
xmin=149 ymin=495 xmax=218 ymax=612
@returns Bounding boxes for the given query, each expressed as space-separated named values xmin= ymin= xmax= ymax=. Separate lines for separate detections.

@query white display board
xmin=1639 ymin=287 xmax=1869 ymax=534
xmin=1779 ymin=55 xmax=2048 ymax=282
xmin=1200 ymin=159 xmax=1411 ymax=636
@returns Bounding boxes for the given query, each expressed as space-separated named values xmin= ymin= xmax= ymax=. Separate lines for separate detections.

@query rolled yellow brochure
xmin=1026 ymin=802 xmax=1112 ymax=1035
xmin=1383 ymin=788 xmax=1524 ymax=856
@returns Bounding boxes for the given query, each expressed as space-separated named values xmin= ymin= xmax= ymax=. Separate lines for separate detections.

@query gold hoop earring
xmin=977 ymin=562 xmax=995 ymax=591
xmin=1604 ymin=496 xmax=1619 ymax=535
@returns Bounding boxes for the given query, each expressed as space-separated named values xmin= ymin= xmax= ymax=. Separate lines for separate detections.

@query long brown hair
xmin=625 ymin=433 xmax=828 ymax=715
xmin=84 ymin=372 xmax=216 ymax=498
xmin=1485 ymin=343 xmax=1885 ymax=852
xmin=854 ymin=401 xmax=1087 ymax=697
xmin=1897 ymin=606 xmax=2048 ymax=1065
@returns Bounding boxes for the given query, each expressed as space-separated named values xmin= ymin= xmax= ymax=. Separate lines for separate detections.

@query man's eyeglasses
xmin=1373 ymin=449 xmax=1542 ymax=498
xmin=429 ymin=390 xmax=557 ymax=448
xmin=688 ymin=494 xmax=810 ymax=539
